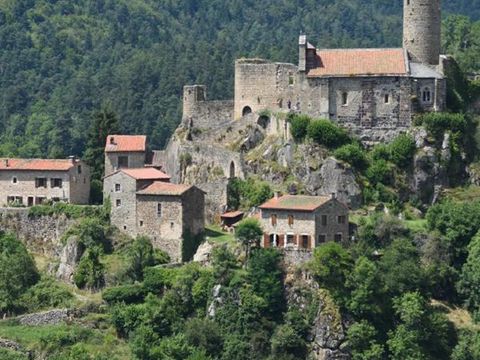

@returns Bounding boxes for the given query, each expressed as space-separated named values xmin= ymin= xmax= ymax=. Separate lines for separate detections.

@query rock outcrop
xmin=56 ymin=236 xmax=84 ymax=283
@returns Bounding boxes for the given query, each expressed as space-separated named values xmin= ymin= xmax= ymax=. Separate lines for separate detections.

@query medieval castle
xmin=182 ymin=0 xmax=446 ymax=143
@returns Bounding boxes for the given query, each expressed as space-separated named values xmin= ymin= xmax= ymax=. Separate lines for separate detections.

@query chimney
xmin=110 ymin=136 xmax=115 ymax=145
xmin=274 ymin=191 xmax=281 ymax=199
xmin=4 ymin=159 xmax=9 ymax=167
xmin=298 ymin=34 xmax=307 ymax=72
xmin=68 ymin=155 xmax=76 ymax=164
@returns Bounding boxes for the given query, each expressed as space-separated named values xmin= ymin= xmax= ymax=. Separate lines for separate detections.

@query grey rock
xmin=193 ymin=241 xmax=214 ymax=264
xmin=56 ymin=236 xmax=83 ymax=284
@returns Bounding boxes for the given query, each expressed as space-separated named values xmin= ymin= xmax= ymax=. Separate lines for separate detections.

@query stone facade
xmin=259 ymin=195 xmax=349 ymax=252
xmin=0 ymin=159 xmax=90 ymax=206
xmin=104 ymin=151 xmax=146 ymax=178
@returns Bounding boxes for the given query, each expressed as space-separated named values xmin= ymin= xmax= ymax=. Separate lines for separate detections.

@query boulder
xmin=56 ymin=236 xmax=83 ymax=283
xmin=193 ymin=241 xmax=214 ymax=265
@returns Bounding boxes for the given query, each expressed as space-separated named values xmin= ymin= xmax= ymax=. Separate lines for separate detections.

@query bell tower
xmin=403 ymin=0 xmax=441 ymax=65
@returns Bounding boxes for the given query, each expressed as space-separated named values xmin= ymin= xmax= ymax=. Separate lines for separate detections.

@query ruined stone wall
xmin=103 ymin=172 xmax=137 ymax=236
xmin=182 ymin=187 xmax=205 ymax=236
xmin=403 ymin=0 xmax=441 ymax=65
xmin=234 ymin=59 xmax=298 ymax=119
xmin=104 ymin=151 xmax=146 ymax=177
xmin=136 ymin=195 xmax=183 ymax=262
xmin=0 ymin=208 xmax=76 ymax=256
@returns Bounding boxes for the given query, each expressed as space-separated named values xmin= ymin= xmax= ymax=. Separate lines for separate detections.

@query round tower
xmin=182 ymin=85 xmax=206 ymax=121
xmin=403 ymin=0 xmax=441 ymax=65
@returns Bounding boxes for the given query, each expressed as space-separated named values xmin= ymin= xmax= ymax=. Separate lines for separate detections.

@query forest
xmin=0 ymin=0 xmax=479 ymax=156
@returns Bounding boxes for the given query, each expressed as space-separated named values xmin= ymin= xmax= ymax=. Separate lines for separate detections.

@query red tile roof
xmin=259 ymin=195 xmax=332 ymax=212
xmin=121 ymin=168 xmax=170 ymax=181
xmin=0 ymin=158 xmax=78 ymax=171
xmin=221 ymin=211 xmax=244 ymax=219
xmin=137 ymin=181 xmax=193 ymax=196
xmin=105 ymin=135 xmax=146 ymax=153
xmin=308 ymin=48 xmax=407 ymax=77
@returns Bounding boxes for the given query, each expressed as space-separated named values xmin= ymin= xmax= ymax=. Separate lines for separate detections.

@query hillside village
xmin=3 ymin=0 xmax=480 ymax=359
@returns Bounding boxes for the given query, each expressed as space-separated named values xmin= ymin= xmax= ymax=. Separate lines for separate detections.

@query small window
xmin=342 ymin=92 xmax=348 ymax=106
xmin=139 ymin=220 xmax=144 ymax=227
xmin=289 ymin=76 xmax=294 ymax=86
xmin=35 ymin=178 xmax=47 ymax=188
xmin=157 ymin=203 xmax=162 ymax=217
xmin=77 ymin=165 xmax=82 ymax=174
xmin=288 ymin=215 xmax=294 ymax=226
xmin=115 ymin=183 xmax=121 ymax=192
xmin=242 ymin=106 xmax=252 ymax=116
xmin=334 ymin=233 xmax=343 ymax=242
xmin=118 ymin=156 xmax=129 ymax=168
xmin=51 ymin=178 xmax=63 ymax=188
xmin=271 ymin=214 xmax=277 ymax=226
xmin=171 ymin=222 xmax=174 ymax=228
xmin=123 ymin=225 xmax=127 ymax=230
xmin=321 ymin=215 xmax=327 ymax=226
xmin=12 ymin=177 xmax=17 ymax=184
xmin=384 ymin=94 xmax=390 ymax=104
xmin=116 ymin=199 xmax=121 ymax=207
xmin=301 ymin=235 xmax=309 ymax=248
xmin=422 ymin=88 xmax=432 ymax=103
xmin=338 ymin=215 xmax=347 ymax=224
xmin=318 ymin=234 xmax=327 ymax=244
xmin=286 ymin=234 xmax=296 ymax=246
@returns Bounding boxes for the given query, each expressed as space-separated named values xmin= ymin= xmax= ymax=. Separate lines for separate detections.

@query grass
xmin=205 ymin=225 xmax=235 ymax=244
xmin=442 ymin=185 xmax=480 ymax=202
xmin=0 ymin=320 xmax=131 ymax=359
xmin=432 ymin=300 xmax=480 ymax=331
xmin=405 ymin=219 xmax=427 ymax=232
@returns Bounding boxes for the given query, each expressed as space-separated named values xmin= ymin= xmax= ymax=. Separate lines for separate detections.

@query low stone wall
xmin=17 ymin=309 xmax=72 ymax=326
xmin=0 ymin=208 xmax=77 ymax=256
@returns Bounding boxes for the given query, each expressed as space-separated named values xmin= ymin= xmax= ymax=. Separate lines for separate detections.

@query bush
xmin=306 ymin=119 xmax=350 ymax=148
xmin=73 ymin=247 xmax=105 ymax=290
xmin=366 ymin=159 xmax=393 ymax=186
xmin=371 ymin=144 xmax=390 ymax=161
xmin=143 ymin=267 xmax=180 ymax=294
xmin=19 ymin=277 xmax=73 ymax=312
xmin=28 ymin=202 xmax=105 ymax=220
xmin=102 ymin=284 xmax=147 ymax=304
xmin=389 ymin=134 xmax=416 ymax=168
xmin=415 ymin=112 xmax=467 ymax=141
xmin=63 ymin=217 xmax=111 ymax=252
xmin=288 ymin=114 xmax=311 ymax=142
xmin=126 ymin=236 xmax=156 ymax=281
xmin=334 ymin=143 xmax=368 ymax=170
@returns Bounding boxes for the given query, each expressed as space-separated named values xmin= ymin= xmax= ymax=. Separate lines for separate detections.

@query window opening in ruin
xmin=384 ymin=94 xmax=390 ymax=104
xmin=51 ymin=178 xmax=63 ymax=188
xmin=271 ymin=214 xmax=277 ymax=226
xmin=140 ymin=220 xmax=144 ymax=227
xmin=35 ymin=177 xmax=47 ymax=188
xmin=286 ymin=234 xmax=296 ymax=246
xmin=77 ymin=165 xmax=82 ymax=174
xmin=118 ymin=156 xmax=129 ymax=168
xmin=342 ymin=92 xmax=348 ymax=106
xmin=257 ymin=115 xmax=270 ymax=129
xmin=257 ymin=97 xmax=261 ymax=104
xmin=12 ymin=177 xmax=17 ymax=184
xmin=278 ymin=99 xmax=283 ymax=108
xmin=321 ymin=215 xmax=327 ymax=226
xmin=157 ymin=203 xmax=162 ymax=217
xmin=334 ymin=233 xmax=343 ymax=242
xmin=287 ymin=100 xmax=292 ymax=109
xmin=115 ymin=183 xmax=121 ymax=192
xmin=123 ymin=225 xmax=127 ymax=230
xmin=422 ymin=88 xmax=432 ymax=103
xmin=229 ymin=161 xmax=236 ymax=179
xmin=288 ymin=215 xmax=294 ymax=226
xmin=301 ymin=235 xmax=309 ymax=248
xmin=242 ymin=106 xmax=252 ymax=116
xmin=318 ymin=234 xmax=327 ymax=244
xmin=289 ymin=76 xmax=294 ymax=85
xmin=116 ymin=199 xmax=121 ymax=207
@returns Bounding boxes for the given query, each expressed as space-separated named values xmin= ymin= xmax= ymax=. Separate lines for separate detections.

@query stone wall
xmin=182 ymin=187 xmax=205 ymax=237
xmin=104 ymin=151 xmax=146 ymax=177
xmin=0 ymin=208 xmax=77 ymax=256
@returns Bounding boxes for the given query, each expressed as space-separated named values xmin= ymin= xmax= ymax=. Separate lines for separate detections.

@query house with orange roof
xmin=258 ymin=193 xmax=349 ymax=251
xmin=0 ymin=157 xmax=90 ymax=206
xmin=104 ymin=166 xmax=205 ymax=262
xmin=104 ymin=135 xmax=147 ymax=177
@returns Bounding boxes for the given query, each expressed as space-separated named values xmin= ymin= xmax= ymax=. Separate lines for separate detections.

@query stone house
xmin=0 ymin=158 xmax=90 ymax=206
xmin=104 ymin=135 xmax=147 ymax=176
xmin=259 ymin=194 xmax=349 ymax=250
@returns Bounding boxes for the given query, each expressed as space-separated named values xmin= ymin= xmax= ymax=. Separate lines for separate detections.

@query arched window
xmin=229 ymin=161 xmax=236 ymax=179
xmin=257 ymin=115 xmax=270 ymax=129
xmin=422 ymin=87 xmax=432 ymax=103
xmin=242 ymin=106 xmax=252 ymax=116
xmin=342 ymin=92 xmax=348 ymax=106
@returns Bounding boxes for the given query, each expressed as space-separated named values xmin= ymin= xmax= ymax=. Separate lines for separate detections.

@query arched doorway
xmin=257 ymin=115 xmax=270 ymax=129
xmin=242 ymin=106 xmax=252 ymax=116
xmin=229 ymin=161 xmax=236 ymax=179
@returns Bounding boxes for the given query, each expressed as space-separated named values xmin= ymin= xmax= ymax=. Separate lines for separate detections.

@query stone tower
xmin=182 ymin=85 xmax=206 ymax=121
xmin=403 ymin=0 xmax=441 ymax=65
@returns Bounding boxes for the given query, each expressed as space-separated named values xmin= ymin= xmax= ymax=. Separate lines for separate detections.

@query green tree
xmin=458 ymin=231 xmax=480 ymax=314
xmin=127 ymin=236 xmax=156 ymax=282
xmin=334 ymin=143 xmax=368 ymax=170
xmin=73 ymin=247 xmax=105 ymax=290
xmin=346 ymin=321 xmax=384 ymax=360
xmin=235 ymin=218 xmax=263 ymax=264
xmin=389 ymin=134 xmax=416 ymax=168
xmin=306 ymin=119 xmax=350 ymax=149
xmin=288 ymin=114 xmax=311 ymax=142
xmin=0 ymin=232 xmax=39 ymax=315
xmin=83 ymin=108 xmax=120 ymax=180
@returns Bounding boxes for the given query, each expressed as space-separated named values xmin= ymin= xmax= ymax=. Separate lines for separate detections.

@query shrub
xmin=19 ymin=277 xmax=73 ymax=312
xmin=63 ymin=217 xmax=111 ymax=252
xmin=126 ymin=236 xmax=156 ymax=281
xmin=306 ymin=119 xmax=350 ymax=148
xmin=28 ymin=202 xmax=105 ymax=220
xmin=102 ymin=284 xmax=147 ymax=304
xmin=288 ymin=114 xmax=311 ymax=142
xmin=389 ymin=134 xmax=416 ymax=168
xmin=415 ymin=112 xmax=467 ymax=141
xmin=73 ymin=247 xmax=105 ymax=290
xmin=334 ymin=143 xmax=368 ymax=170
xmin=366 ymin=159 xmax=393 ymax=186
xmin=371 ymin=144 xmax=390 ymax=161
xmin=143 ymin=267 xmax=180 ymax=294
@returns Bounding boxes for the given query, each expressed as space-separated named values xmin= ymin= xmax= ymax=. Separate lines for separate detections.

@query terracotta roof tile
xmin=121 ymin=168 xmax=170 ymax=181
xmin=105 ymin=135 xmax=146 ymax=153
xmin=137 ymin=181 xmax=193 ymax=196
xmin=0 ymin=158 xmax=78 ymax=171
xmin=259 ymin=195 xmax=332 ymax=212
xmin=221 ymin=211 xmax=244 ymax=219
xmin=308 ymin=48 xmax=407 ymax=77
